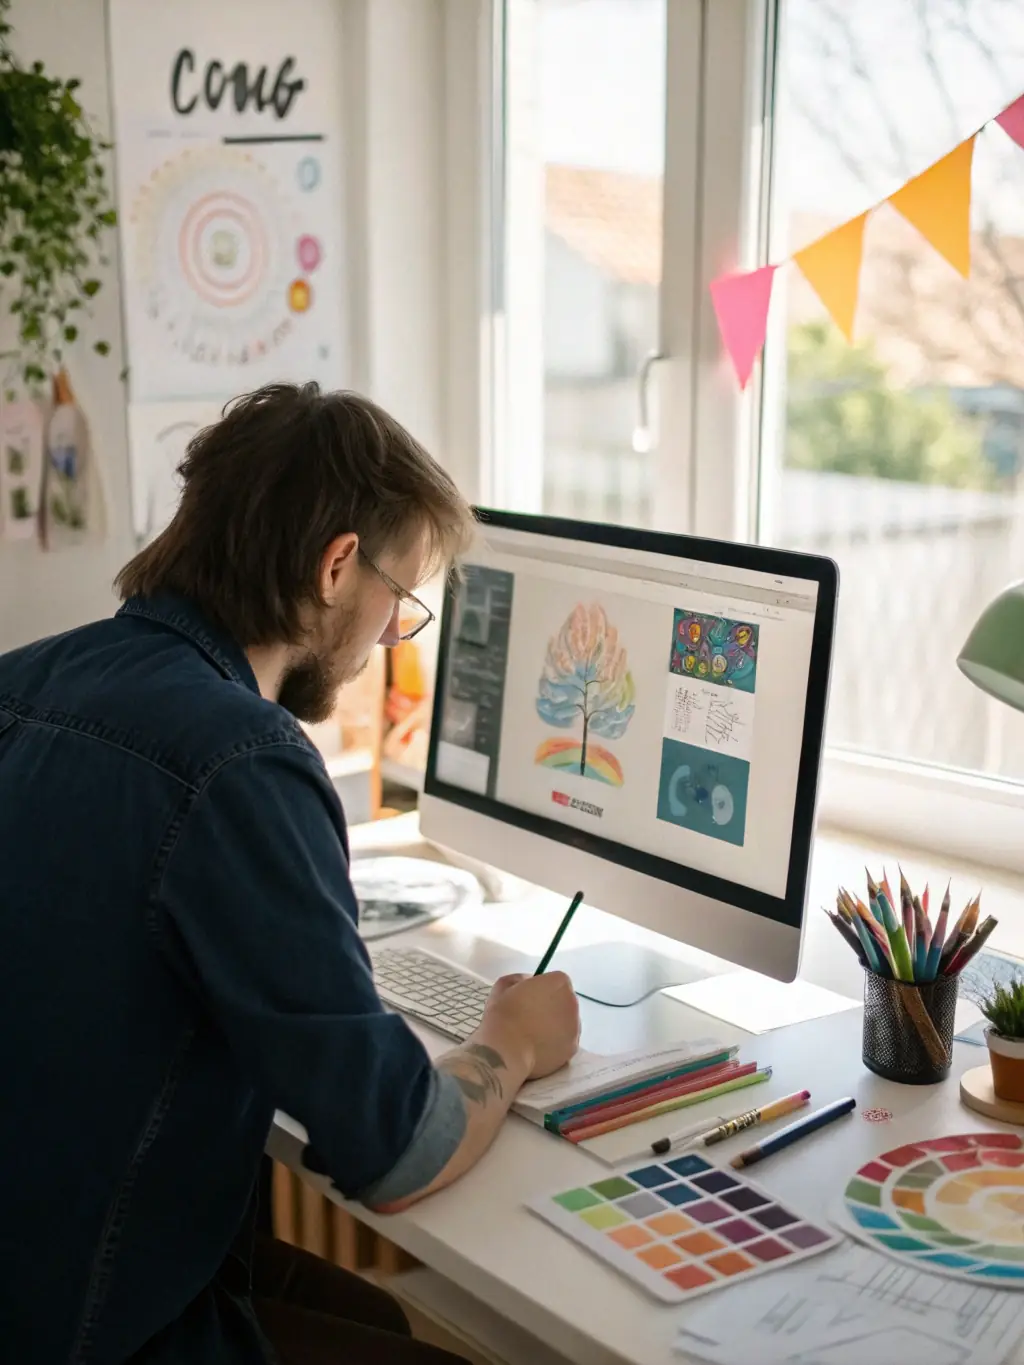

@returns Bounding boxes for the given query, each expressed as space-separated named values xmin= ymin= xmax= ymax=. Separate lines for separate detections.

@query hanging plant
xmin=0 ymin=0 xmax=116 ymax=391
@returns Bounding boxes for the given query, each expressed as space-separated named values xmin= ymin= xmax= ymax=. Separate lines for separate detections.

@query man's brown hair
xmin=116 ymin=383 xmax=475 ymax=646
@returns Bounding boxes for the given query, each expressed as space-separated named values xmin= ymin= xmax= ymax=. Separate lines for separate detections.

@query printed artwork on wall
xmin=534 ymin=602 xmax=636 ymax=787
xmin=109 ymin=0 xmax=347 ymax=406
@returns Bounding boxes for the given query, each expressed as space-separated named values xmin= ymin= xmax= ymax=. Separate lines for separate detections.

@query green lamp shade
xmin=957 ymin=580 xmax=1024 ymax=713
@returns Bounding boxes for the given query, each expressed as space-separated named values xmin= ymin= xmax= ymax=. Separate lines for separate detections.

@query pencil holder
xmin=862 ymin=969 xmax=958 ymax=1084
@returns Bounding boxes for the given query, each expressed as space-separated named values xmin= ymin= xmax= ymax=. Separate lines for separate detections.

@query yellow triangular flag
xmin=793 ymin=214 xmax=867 ymax=341
xmin=888 ymin=136 xmax=975 ymax=277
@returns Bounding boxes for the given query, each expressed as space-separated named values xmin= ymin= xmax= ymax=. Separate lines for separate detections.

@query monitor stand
xmin=548 ymin=941 xmax=722 ymax=1008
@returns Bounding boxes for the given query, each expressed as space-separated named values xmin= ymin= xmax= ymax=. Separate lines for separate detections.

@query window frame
xmin=446 ymin=0 xmax=1024 ymax=875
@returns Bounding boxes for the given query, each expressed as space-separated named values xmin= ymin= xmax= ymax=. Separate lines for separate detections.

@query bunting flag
xmin=996 ymin=93 xmax=1024 ymax=152
xmin=709 ymin=91 xmax=1023 ymax=390
xmin=792 ymin=213 xmax=867 ymax=342
xmin=888 ymin=136 xmax=975 ymax=277
xmin=709 ymin=266 xmax=777 ymax=388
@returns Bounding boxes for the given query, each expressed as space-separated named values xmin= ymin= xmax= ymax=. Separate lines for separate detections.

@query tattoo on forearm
xmin=439 ymin=1043 xmax=507 ymax=1107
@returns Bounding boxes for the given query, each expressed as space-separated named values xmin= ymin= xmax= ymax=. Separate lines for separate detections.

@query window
xmin=759 ymin=0 xmax=1024 ymax=787
xmin=494 ymin=0 xmax=669 ymax=527
xmin=477 ymin=0 xmax=1024 ymax=865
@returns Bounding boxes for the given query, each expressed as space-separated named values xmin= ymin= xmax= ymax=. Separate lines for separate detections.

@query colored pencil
xmin=730 ymin=1097 xmax=856 ymax=1169
xmin=939 ymin=895 xmax=980 ymax=976
xmin=923 ymin=881 xmax=951 ymax=981
xmin=865 ymin=870 xmax=884 ymax=923
xmin=544 ymin=1048 xmax=740 ymax=1128
xmin=566 ymin=1067 xmax=773 ymax=1144
xmin=922 ymin=883 xmax=930 ymax=917
xmin=853 ymin=902 xmax=895 ymax=973
xmin=557 ymin=1062 xmax=752 ymax=1135
xmin=944 ymin=914 xmax=997 ymax=978
xmin=913 ymin=896 xmax=930 ymax=980
xmin=899 ymin=868 xmax=915 ymax=956
xmin=876 ymin=888 xmax=914 ymax=981
xmin=826 ymin=909 xmax=864 ymax=960
xmin=535 ymin=890 xmax=583 ymax=975
xmin=846 ymin=908 xmax=885 ymax=975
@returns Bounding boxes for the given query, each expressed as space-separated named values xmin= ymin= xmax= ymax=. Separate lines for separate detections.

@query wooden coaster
xmin=960 ymin=1064 xmax=1024 ymax=1125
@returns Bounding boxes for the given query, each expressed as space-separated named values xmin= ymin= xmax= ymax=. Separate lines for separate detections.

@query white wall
xmin=0 ymin=0 xmax=133 ymax=650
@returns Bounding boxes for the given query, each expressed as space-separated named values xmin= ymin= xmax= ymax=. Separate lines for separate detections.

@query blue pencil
xmin=849 ymin=910 xmax=883 ymax=974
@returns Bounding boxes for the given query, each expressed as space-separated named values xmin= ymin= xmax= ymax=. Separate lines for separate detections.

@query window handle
xmin=632 ymin=349 xmax=666 ymax=454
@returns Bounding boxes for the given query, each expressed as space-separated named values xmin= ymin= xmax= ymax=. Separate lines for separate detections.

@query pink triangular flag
xmin=996 ymin=93 xmax=1024 ymax=152
xmin=709 ymin=265 xmax=777 ymax=388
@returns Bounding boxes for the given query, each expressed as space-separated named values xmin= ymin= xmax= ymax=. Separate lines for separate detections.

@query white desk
xmin=269 ymin=821 xmax=1024 ymax=1365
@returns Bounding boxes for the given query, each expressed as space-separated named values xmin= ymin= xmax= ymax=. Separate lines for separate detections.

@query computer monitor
xmin=420 ymin=510 xmax=837 ymax=987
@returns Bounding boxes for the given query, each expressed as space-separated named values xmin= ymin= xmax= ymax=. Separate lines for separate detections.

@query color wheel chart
xmin=842 ymin=1133 xmax=1024 ymax=1284
xmin=528 ymin=1153 xmax=839 ymax=1304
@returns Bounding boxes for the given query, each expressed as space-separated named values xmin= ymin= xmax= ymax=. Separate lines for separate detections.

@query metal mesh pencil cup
xmin=862 ymin=969 xmax=958 ymax=1084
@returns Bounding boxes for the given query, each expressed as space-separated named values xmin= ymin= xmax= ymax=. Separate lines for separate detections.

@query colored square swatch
xmin=666 ymin=1154 xmax=712 ymax=1178
xmin=716 ymin=1218 xmax=760 ymax=1244
xmin=579 ymin=1204 xmax=629 ymax=1231
xmin=590 ymin=1177 xmax=637 ymax=1200
xmin=665 ymin=1263 xmax=715 ymax=1291
xmin=752 ymin=1204 xmax=798 ymax=1231
xmin=721 ymin=1186 xmax=770 ymax=1213
xmin=674 ymin=1230 xmax=725 ymax=1256
xmin=746 ymin=1237 xmax=791 ymax=1262
xmin=660 ymin=1183 xmax=702 ymax=1206
xmin=627 ymin=1165 xmax=675 ymax=1188
xmin=607 ymin=1224 xmax=653 ymax=1250
xmin=782 ymin=1223 xmax=833 ymax=1250
xmin=637 ymin=1243 xmax=682 ymax=1270
xmin=553 ymin=1188 xmax=602 ymax=1213
xmin=707 ymin=1250 xmax=754 ymax=1277
xmin=618 ymin=1192 xmax=665 ymax=1220
xmin=692 ymin=1170 xmax=739 ymax=1195
xmin=687 ymin=1199 xmax=731 ymax=1225
xmin=645 ymin=1212 xmax=692 ymax=1237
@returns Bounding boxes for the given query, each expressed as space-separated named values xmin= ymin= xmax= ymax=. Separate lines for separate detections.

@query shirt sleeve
xmin=154 ymin=737 xmax=465 ymax=1199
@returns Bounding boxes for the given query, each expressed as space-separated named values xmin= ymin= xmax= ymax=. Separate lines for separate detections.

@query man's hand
xmin=476 ymin=971 xmax=580 ymax=1079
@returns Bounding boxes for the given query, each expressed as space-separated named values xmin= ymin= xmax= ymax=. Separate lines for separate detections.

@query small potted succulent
xmin=980 ymin=978 xmax=1024 ymax=1103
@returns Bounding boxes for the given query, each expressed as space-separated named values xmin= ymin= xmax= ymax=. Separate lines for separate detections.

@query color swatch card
xmin=527 ymin=1152 xmax=839 ymax=1304
xmin=840 ymin=1132 xmax=1024 ymax=1286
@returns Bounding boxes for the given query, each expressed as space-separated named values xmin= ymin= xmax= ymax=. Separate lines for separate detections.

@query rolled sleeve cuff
xmin=357 ymin=1069 xmax=467 ymax=1206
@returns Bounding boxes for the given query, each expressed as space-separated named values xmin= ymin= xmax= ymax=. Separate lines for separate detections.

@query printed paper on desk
xmin=513 ymin=1038 xmax=725 ymax=1124
xmin=666 ymin=972 xmax=857 ymax=1034
xmin=675 ymin=1242 xmax=1024 ymax=1365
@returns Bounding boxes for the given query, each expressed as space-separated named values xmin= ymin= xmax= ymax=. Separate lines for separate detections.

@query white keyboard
xmin=371 ymin=945 xmax=493 ymax=1042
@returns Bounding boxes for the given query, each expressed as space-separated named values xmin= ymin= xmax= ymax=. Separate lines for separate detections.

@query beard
xmin=277 ymin=602 xmax=368 ymax=723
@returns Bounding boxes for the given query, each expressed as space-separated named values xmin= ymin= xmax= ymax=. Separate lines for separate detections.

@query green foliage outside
xmin=785 ymin=321 xmax=994 ymax=491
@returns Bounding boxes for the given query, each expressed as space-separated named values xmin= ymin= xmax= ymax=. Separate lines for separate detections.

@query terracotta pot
xmin=985 ymin=1028 xmax=1024 ymax=1103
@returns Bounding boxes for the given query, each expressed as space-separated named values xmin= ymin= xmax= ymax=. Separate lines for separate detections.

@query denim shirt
xmin=0 ymin=596 xmax=465 ymax=1365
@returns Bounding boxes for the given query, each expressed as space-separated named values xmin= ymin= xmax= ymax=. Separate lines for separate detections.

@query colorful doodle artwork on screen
xmin=669 ymin=610 xmax=758 ymax=694
xmin=535 ymin=603 xmax=635 ymax=787
xmin=656 ymin=739 xmax=749 ymax=846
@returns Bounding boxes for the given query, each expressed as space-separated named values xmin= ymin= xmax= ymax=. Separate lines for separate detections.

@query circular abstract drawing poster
xmin=129 ymin=144 xmax=331 ymax=396
xmin=841 ymin=1133 xmax=1024 ymax=1286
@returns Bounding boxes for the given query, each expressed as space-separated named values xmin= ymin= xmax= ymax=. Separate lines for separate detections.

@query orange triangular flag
xmin=888 ymin=136 xmax=975 ymax=277
xmin=792 ymin=214 xmax=867 ymax=341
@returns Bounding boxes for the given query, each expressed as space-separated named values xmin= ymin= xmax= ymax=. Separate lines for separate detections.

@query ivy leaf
xmin=82 ymin=278 xmax=101 ymax=297
xmin=63 ymin=324 xmax=77 ymax=342
xmin=93 ymin=339 xmax=109 ymax=356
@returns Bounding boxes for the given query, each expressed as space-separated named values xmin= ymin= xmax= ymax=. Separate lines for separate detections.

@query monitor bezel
xmin=424 ymin=508 xmax=838 ymax=932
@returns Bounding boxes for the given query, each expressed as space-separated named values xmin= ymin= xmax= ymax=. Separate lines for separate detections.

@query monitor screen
xmin=425 ymin=511 xmax=837 ymax=929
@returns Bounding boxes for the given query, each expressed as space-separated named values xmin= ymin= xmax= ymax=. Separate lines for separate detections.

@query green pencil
xmin=535 ymin=890 xmax=584 ymax=975
xmin=876 ymin=888 xmax=915 ymax=981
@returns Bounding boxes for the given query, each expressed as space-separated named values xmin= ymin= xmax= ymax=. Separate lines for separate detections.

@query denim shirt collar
xmin=117 ymin=595 xmax=261 ymax=695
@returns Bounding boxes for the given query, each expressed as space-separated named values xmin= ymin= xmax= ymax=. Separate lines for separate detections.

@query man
xmin=0 ymin=383 xmax=580 ymax=1365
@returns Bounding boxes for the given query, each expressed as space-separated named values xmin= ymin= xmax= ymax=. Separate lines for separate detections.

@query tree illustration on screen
xmin=535 ymin=604 xmax=636 ymax=785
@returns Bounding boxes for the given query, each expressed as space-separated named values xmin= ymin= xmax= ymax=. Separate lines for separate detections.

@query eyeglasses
xmin=359 ymin=550 xmax=435 ymax=642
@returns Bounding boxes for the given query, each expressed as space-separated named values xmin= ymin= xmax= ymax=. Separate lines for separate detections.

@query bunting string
xmin=710 ymin=92 xmax=1024 ymax=389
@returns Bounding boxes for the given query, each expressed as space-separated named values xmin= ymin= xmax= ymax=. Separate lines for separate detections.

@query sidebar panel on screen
xmin=435 ymin=566 xmax=514 ymax=799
